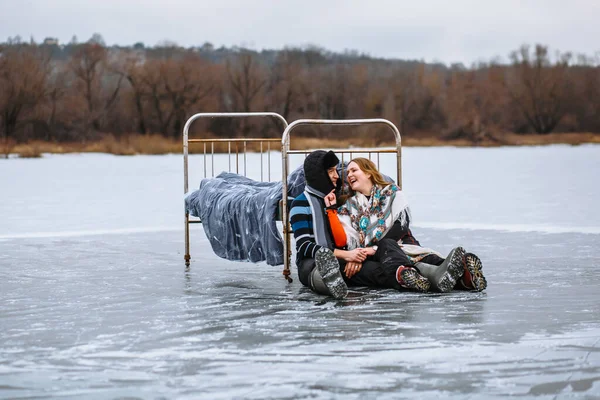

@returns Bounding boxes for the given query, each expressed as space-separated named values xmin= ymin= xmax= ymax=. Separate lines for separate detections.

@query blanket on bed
xmin=185 ymin=166 xmax=305 ymax=266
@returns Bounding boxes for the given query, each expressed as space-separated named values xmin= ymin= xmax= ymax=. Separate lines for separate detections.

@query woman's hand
xmin=324 ymin=190 xmax=337 ymax=207
xmin=344 ymin=261 xmax=363 ymax=278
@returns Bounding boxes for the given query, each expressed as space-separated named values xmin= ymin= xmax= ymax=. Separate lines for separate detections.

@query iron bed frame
xmin=183 ymin=113 xmax=402 ymax=283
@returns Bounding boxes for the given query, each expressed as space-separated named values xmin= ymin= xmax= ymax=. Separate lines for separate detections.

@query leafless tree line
xmin=1 ymin=39 xmax=599 ymax=151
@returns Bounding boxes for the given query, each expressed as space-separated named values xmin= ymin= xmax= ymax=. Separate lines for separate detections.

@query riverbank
xmin=6 ymin=131 xmax=600 ymax=158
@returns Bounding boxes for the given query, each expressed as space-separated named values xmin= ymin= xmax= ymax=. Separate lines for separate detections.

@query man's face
xmin=327 ymin=166 xmax=339 ymax=187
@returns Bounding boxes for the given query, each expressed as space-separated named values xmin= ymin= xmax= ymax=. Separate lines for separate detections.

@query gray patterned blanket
xmin=185 ymin=167 xmax=305 ymax=266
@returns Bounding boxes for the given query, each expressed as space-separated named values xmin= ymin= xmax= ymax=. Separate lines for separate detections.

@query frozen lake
xmin=1 ymin=145 xmax=600 ymax=399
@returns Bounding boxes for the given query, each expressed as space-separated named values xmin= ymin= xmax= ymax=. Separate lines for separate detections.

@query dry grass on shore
xmin=10 ymin=134 xmax=182 ymax=158
xmin=8 ymin=131 xmax=600 ymax=158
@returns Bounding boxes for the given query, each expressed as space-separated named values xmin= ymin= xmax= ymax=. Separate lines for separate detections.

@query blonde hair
xmin=338 ymin=157 xmax=393 ymax=205
xmin=348 ymin=157 xmax=393 ymax=187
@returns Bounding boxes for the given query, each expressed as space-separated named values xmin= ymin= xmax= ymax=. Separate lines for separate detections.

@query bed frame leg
xmin=282 ymin=223 xmax=293 ymax=283
xmin=185 ymin=212 xmax=191 ymax=267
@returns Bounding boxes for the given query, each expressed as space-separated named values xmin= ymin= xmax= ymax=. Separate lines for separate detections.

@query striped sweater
xmin=289 ymin=192 xmax=326 ymax=262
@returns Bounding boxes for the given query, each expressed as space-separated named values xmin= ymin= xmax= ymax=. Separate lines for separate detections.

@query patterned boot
xmin=396 ymin=266 xmax=431 ymax=292
xmin=314 ymin=247 xmax=348 ymax=299
xmin=455 ymin=252 xmax=488 ymax=292
xmin=414 ymin=247 xmax=466 ymax=293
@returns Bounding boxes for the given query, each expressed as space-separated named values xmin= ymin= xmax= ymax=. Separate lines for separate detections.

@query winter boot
xmin=396 ymin=266 xmax=431 ymax=292
xmin=455 ymin=252 xmax=487 ymax=291
xmin=313 ymin=247 xmax=348 ymax=299
xmin=414 ymin=247 xmax=465 ymax=293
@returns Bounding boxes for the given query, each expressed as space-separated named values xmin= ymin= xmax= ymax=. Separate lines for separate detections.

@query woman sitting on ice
xmin=335 ymin=157 xmax=487 ymax=292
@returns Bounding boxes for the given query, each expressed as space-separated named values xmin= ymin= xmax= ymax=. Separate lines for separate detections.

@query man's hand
xmin=363 ymin=247 xmax=377 ymax=256
xmin=344 ymin=248 xmax=367 ymax=262
xmin=324 ymin=189 xmax=337 ymax=207
xmin=344 ymin=261 xmax=363 ymax=278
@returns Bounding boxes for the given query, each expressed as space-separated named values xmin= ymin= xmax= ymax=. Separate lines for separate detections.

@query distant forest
xmin=1 ymin=33 xmax=599 ymax=147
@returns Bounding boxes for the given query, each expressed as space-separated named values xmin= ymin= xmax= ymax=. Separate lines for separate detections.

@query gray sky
xmin=2 ymin=0 xmax=599 ymax=65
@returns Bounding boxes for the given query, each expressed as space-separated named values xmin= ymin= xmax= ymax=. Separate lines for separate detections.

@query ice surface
xmin=1 ymin=145 xmax=599 ymax=398
xmin=1 ymin=145 xmax=599 ymax=239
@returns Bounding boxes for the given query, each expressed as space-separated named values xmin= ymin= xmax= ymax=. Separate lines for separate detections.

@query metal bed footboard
xmin=281 ymin=119 xmax=402 ymax=282
xmin=183 ymin=112 xmax=288 ymax=268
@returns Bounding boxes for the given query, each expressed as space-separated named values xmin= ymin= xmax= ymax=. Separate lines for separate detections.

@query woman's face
xmin=347 ymin=161 xmax=372 ymax=195
xmin=327 ymin=166 xmax=339 ymax=187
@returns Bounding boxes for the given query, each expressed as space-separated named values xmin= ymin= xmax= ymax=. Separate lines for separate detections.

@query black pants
xmin=420 ymin=254 xmax=444 ymax=265
xmin=297 ymin=238 xmax=415 ymax=291
xmin=376 ymin=238 xmax=446 ymax=267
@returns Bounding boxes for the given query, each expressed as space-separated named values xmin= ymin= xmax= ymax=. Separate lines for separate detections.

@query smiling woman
xmin=346 ymin=158 xmax=393 ymax=196
xmin=338 ymin=158 xmax=412 ymax=251
xmin=337 ymin=157 xmax=487 ymax=293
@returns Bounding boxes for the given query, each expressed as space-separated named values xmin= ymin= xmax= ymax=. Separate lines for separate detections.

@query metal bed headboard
xmin=183 ymin=112 xmax=289 ymax=267
xmin=182 ymin=114 xmax=402 ymax=285
xmin=280 ymin=119 xmax=402 ymax=282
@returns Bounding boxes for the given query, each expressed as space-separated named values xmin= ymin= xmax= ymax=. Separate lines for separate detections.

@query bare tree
xmin=0 ymin=45 xmax=50 ymax=157
xmin=119 ymin=53 xmax=149 ymax=134
xmin=268 ymin=49 xmax=304 ymax=121
xmin=569 ymin=54 xmax=600 ymax=132
xmin=139 ymin=57 xmax=215 ymax=137
xmin=443 ymin=64 xmax=509 ymax=142
xmin=162 ymin=56 xmax=215 ymax=137
xmin=387 ymin=65 xmax=443 ymax=136
xmin=316 ymin=64 xmax=349 ymax=119
xmin=507 ymin=45 xmax=572 ymax=134
xmin=226 ymin=51 xmax=267 ymax=112
xmin=42 ymin=63 xmax=70 ymax=141
xmin=140 ymin=59 xmax=170 ymax=134
xmin=69 ymin=42 xmax=123 ymax=133
xmin=224 ymin=51 xmax=267 ymax=135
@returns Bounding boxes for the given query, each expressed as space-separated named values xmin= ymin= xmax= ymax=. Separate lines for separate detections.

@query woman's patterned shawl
xmin=337 ymin=184 xmax=410 ymax=249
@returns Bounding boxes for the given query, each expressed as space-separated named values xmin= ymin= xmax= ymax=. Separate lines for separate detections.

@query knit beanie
xmin=303 ymin=150 xmax=340 ymax=195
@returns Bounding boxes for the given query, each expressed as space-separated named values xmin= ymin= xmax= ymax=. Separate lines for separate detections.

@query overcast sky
xmin=1 ymin=0 xmax=598 ymax=65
